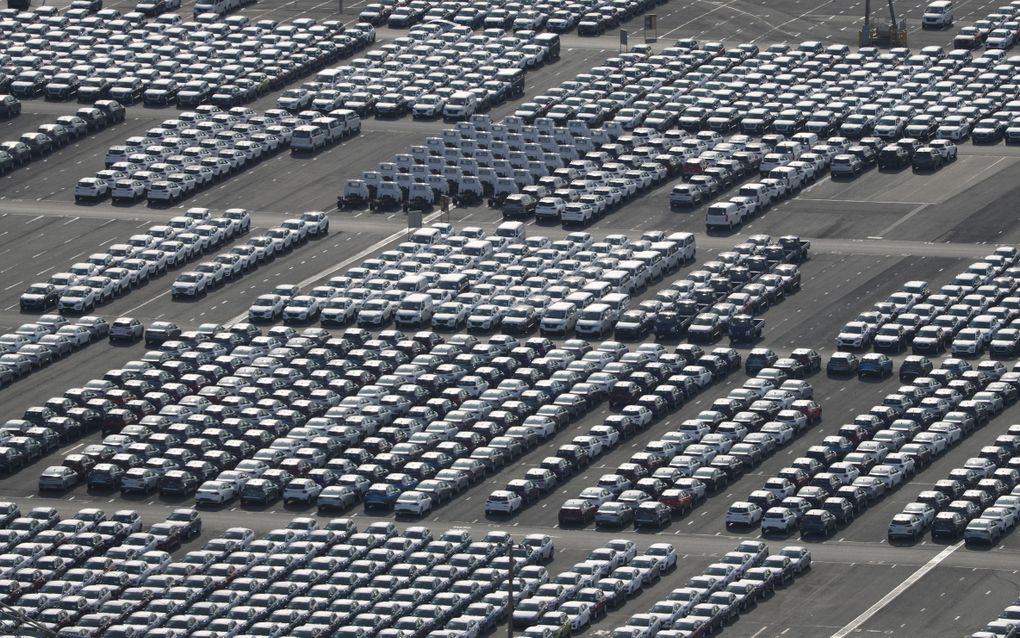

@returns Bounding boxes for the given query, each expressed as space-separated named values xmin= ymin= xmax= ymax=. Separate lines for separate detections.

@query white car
xmin=111 ymin=179 xmax=146 ymax=203
xmin=869 ymin=464 xmax=905 ymax=489
xmin=559 ymin=601 xmax=593 ymax=632
xmin=320 ymin=297 xmax=358 ymax=326
xmin=535 ymin=197 xmax=566 ymax=221
xmin=195 ymin=480 xmax=236 ymax=505
xmin=147 ymin=180 xmax=184 ymax=204
xmin=645 ymin=544 xmax=678 ymax=572
xmin=171 ymin=272 xmax=208 ymax=299
xmin=299 ymin=211 xmax=330 ymax=237
xmin=249 ymin=294 xmax=285 ymax=321
xmin=74 ymin=178 xmax=110 ymax=202
xmin=393 ymin=491 xmax=433 ymax=517
xmin=726 ymin=501 xmax=764 ymax=527
xmin=58 ymin=286 xmax=98 ymax=314
xmin=282 ymin=479 xmax=321 ymax=505
xmin=485 ymin=490 xmax=523 ymax=515
xmin=283 ymin=296 xmax=322 ymax=323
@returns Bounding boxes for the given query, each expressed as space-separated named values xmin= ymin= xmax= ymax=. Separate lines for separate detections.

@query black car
xmin=614 ymin=310 xmax=654 ymax=340
xmin=19 ymin=283 xmax=59 ymax=311
xmin=77 ymin=77 xmax=112 ymax=103
xmin=0 ymin=141 xmax=32 ymax=167
xmin=0 ymin=95 xmax=20 ymax=118
xmin=846 ymin=144 xmax=877 ymax=167
xmin=799 ymin=509 xmax=837 ymax=537
xmin=877 ymin=145 xmax=911 ymax=169
xmin=94 ymin=100 xmax=126 ymax=124
xmin=19 ymin=133 xmax=54 ymax=158
xmin=177 ymin=81 xmax=212 ymax=107
xmin=75 ymin=107 xmax=108 ymax=131
xmin=159 ymin=470 xmax=199 ymax=496
xmin=971 ymin=119 xmax=1006 ymax=144
xmin=827 ymin=352 xmax=860 ymax=376
xmin=899 ymin=355 xmax=933 ymax=382
xmin=634 ymin=502 xmax=671 ymax=529
xmin=108 ymin=79 xmax=144 ymax=105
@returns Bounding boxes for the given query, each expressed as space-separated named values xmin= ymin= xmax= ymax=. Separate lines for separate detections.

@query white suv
xmin=74 ymin=178 xmax=109 ymax=202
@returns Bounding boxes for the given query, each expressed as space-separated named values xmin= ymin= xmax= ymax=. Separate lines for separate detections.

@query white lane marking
xmin=830 ymin=541 xmax=963 ymax=638
xmin=877 ymin=202 xmax=930 ymax=237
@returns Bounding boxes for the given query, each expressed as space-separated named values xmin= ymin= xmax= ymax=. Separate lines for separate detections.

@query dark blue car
xmin=859 ymin=353 xmax=893 ymax=378
xmin=364 ymin=482 xmax=401 ymax=510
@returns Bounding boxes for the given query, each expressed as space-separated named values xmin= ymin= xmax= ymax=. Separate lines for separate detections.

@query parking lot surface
xmin=4 ymin=0 xmax=1020 ymax=636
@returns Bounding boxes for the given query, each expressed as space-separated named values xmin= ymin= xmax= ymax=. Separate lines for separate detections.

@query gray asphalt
xmin=2 ymin=0 xmax=1020 ymax=636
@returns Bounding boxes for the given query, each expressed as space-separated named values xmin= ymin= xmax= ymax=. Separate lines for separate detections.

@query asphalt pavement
xmin=2 ymin=0 xmax=1020 ymax=636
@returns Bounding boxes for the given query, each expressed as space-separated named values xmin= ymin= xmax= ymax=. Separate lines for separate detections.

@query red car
xmin=793 ymin=399 xmax=823 ymax=424
xmin=660 ymin=488 xmax=696 ymax=514
xmin=558 ymin=499 xmax=596 ymax=526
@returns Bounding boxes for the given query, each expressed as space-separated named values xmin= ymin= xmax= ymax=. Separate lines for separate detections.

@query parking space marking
xmin=830 ymin=541 xmax=964 ymax=638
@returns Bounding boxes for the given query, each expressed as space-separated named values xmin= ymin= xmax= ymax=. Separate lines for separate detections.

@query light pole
xmin=506 ymin=540 xmax=516 ymax=638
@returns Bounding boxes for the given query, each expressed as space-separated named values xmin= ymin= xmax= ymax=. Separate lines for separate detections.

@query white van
xmin=443 ymin=91 xmax=477 ymax=122
xmin=495 ymin=220 xmax=526 ymax=243
xmin=395 ymin=293 xmax=434 ymax=328
xmin=666 ymin=232 xmax=697 ymax=264
xmin=738 ymin=183 xmax=772 ymax=209
xmin=462 ymin=240 xmax=493 ymax=260
xmin=396 ymin=275 xmax=428 ymax=293
xmin=311 ymin=117 xmax=343 ymax=143
xmin=316 ymin=68 xmax=346 ymax=87
xmin=411 ymin=227 xmax=441 ymax=246
xmin=705 ymin=202 xmax=742 ymax=231
xmin=768 ymin=166 xmax=804 ymax=191
xmin=603 ymin=270 xmax=635 ymax=295
xmin=290 ymin=125 xmax=326 ymax=152
xmin=328 ymin=109 xmax=362 ymax=136
xmin=575 ymin=303 xmax=614 ymax=337
xmin=922 ymin=1 xmax=953 ymax=28
xmin=540 ymin=301 xmax=579 ymax=336
xmin=601 ymin=292 xmax=631 ymax=321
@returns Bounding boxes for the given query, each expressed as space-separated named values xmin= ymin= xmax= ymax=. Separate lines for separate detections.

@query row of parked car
xmin=0 ymin=6 xmax=376 ymax=108
xmin=334 ymin=38 xmax=976 ymax=219
xmin=511 ymin=539 xmax=677 ymax=635
xmin=278 ymin=25 xmax=556 ymax=123
xmin=953 ymin=2 xmax=1020 ymax=50
xmin=690 ymin=132 xmax=957 ymax=231
xmin=247 ymin=224 xmax=697 ymax=346
xmin=611 ymin=540 xmax=811 ymax=638
xmin=87 ymin=104 xmax=358 ymax=206
xmin=835 ymin=249 xmax=1020 ymax=358
xmin=0 ymin=99 xmax=124 ymax=176
xmin=0 ymin=503 xmax=204 ymax=635
xmin=891 ymin=406 xmax=1020 ymax=546
xmin=563 ymin=352 xmax=821 ymax=532
xmin=971 ymin=593 xmax=1020 ymax=637
xmin=31 ymin=306 xmax=630 ymax=518
xmin=744 ymin=356 xmax=1019 ymax=539
xmin=504 ymin=36 xmax=1017 ymax=201
xmin=649 ymin=234 xmax=806 ymax=344
xmin=169 ymin=212 xmax=329 ymax=300
xmin=56 ymin=517 xmax=557 ymax=638
xmin=0 ymin=315 xmax=108 ymax=391
xmin=479 ymin=338 xmax=734 ymax=522
xmin=553 ymin=347 xmax=748 ymax=530
xmin=358 ymin=0 xmax=663 ymax=35
xmin=19 ymin=208 xmax=252 ymax=316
